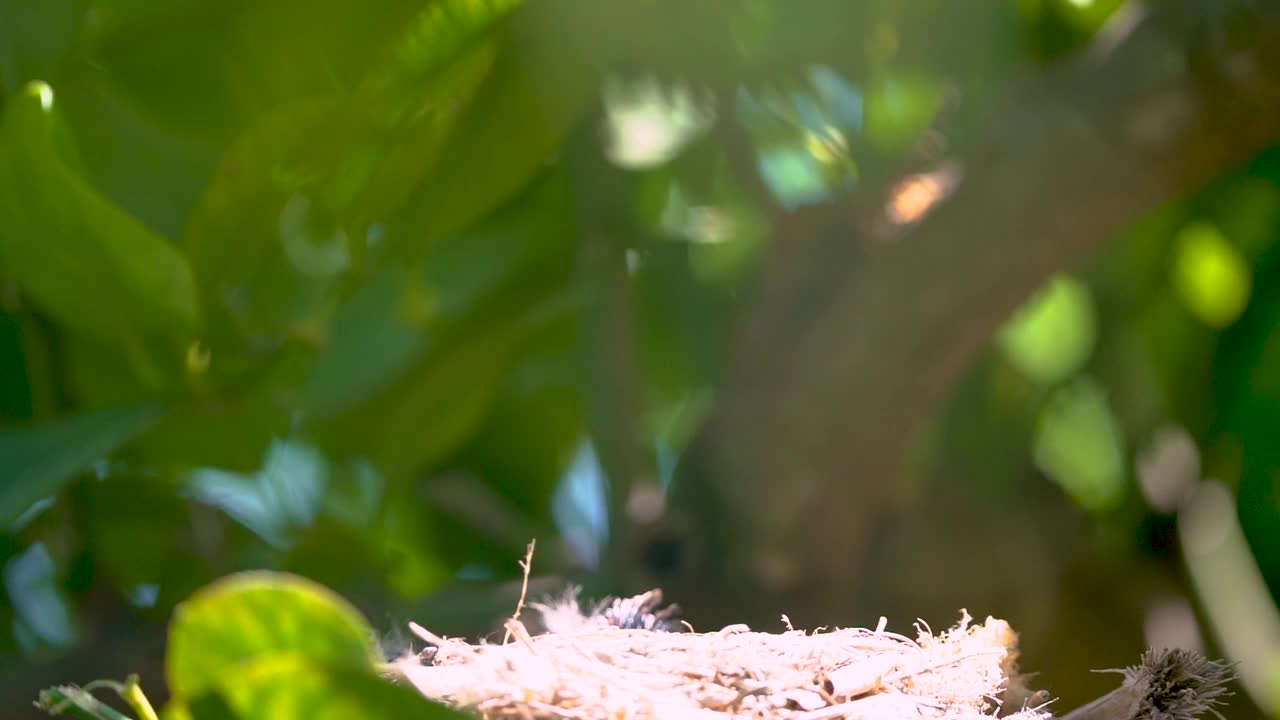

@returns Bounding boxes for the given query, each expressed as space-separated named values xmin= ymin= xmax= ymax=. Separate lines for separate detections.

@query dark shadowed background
xmin=3 ymin=0 xmax=1280 ymax=717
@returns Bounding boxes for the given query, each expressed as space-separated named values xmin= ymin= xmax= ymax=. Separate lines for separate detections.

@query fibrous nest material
xmin=393 ymin=590 xmax=1052 ymax=720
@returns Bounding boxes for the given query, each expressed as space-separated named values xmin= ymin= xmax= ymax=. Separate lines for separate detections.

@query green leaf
xmin=180 ymin=10 xmax=506 ymax=346
xmin=51 ymin=73 xmax=221 ymax=243
xmin=462 ymin=313 xmax=583 ymax=518
xmin=375 ymin=493 xmax=452 ymax=597
xmin=350 ymin=0 xmax=528 ymax=225
xmin=297 ymin=267 xmax=433 ymax=419
xmin=0 ymin=0 xmax=88 ymax=92
xmin=0 ymin=81 xmax=200 ymax=375
xmin=36 ymin=685 xmax=137 ymax=720
xmin=176 ymin=655 xmax=466 ymax=720
xmin=300 ymin=169 xmax=573 ymax=418
xmin=166 ymin=571 xmax=380 ymax=699
xmin=382 ymin=4 xmax=597 ymax=248
xmin=87 ymin=0 xmax=428 ymax=136
xmin=321 ymin=322 xmax=522 ymax=477
xmin=87 ymin=471 xmax=197 ymax=594
xmin=0 ymin=402 xmax=164 ymax=530
xmin=0 ymin=304 xmax=37 ymax=421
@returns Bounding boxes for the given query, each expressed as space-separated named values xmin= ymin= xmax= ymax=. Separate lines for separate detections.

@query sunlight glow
xmin=603 ymin=76 xmax=715 ymax=170
xmin=27 ymin=81 xmax=54 ymax=111
xmin=1171 ymin=222 xmax=1251 ymax=328
xmin=884 ymin=163 xmax=962 ymax=226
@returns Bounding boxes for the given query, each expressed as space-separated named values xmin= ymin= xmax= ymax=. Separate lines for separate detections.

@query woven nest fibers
xmin=393 ymin=598 xmax=1051 ymax=720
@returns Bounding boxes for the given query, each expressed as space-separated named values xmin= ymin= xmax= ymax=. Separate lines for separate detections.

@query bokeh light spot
xmin=278 ymin=194 xmax=352 ymax=278
xmin=552 ymin=440 xmax=609 ymax=570
xmin=603 ymin=76 xmax=715 ymax=170
xmin=863 ymin=73 xmax=945 ymax=152
xmin=1032 ymin=376 xmax=1126 ymax=512
xmin=27 ymin=80 xmax=54 ymax=111
xmin=4 ymin=543 xmax=77 ymax=650
xmin=1171 ymin=222 xmax=1251 ymax=328
xmin=884 ymin=163 xmax=962 ymax=226
xmin=757 ymin=146 xmax=829 ymax=209
xmin=1136 ymin=424 xmax=1200 ymax=513
xmin=998 ymin=275 xmax=1097 ymax=384
xmin=808 ymin=66 xmax=864 ymax=131
xmin=803 ymin=127 xmax=847 ymax=165
xmin=1143 ymin=594 xmax=1203 ymax=653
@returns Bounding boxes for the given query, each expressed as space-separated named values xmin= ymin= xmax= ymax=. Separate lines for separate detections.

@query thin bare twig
xmin=504 ymin=539 xmax=537 ymax=645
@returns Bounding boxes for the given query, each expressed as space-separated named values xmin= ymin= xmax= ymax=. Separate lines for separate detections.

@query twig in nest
xmin=1060 ymin=648 xmax=1235 ymax=720
xmin=597 ymin=588 xmax=684 ymax=632
xmin=504 ymin=539 xmax=537 ymax=645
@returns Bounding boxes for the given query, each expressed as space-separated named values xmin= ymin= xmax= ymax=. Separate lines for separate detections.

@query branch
xmin=665 ymin=1 xmax=1280 ymax=616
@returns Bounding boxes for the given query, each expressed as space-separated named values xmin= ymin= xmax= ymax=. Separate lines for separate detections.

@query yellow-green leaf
xmin=0 ymin=81 xmax=199 ymax=362
xmin=166 ymin=571 xmax=380 ymax=699
xmin=177 ymin=655 xmax=467 ymax=720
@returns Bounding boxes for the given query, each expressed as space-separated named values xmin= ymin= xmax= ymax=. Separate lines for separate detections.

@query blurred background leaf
xmin=4 ymin=0 xmax=1280 ymax=718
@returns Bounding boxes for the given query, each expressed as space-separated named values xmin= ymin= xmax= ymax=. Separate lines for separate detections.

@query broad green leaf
xmin=87 ymin=0 xmax=427 ymax=135
xmin=0 ymin=0 xmax=88 ymax=92
xmin=166 ymin=571 xmax=380 ymax=699
xmin=84 ymin=0 xmax=225 ymax=34
xmin=175 ymin=0 xmax=524 ymax=273
xmin=376 ymin=494 xmax=452 ymax=597
xmin=300 ymin=169 xmax=573 ymax=418
xmin=0 ymin=305 xmax=36 ymax=421
xmin=349 ymin=41 xmax=500 ymax=229
xmin=376 ymin=0 xmax=524 ymax=92
xmin=179 ymin=96 xmax=357 ymax=348
xmin=352 ymin=0 xmax=528 ymax=224
xmin=88 ymin=2 xmax=242 ymax=135
xmin=87 ymin=471 xmax=205 ymax=594
xmin=463 ymin=316 xmax=583 ymax=517
xmin=179 ymin=654 xmax=467 ymax=720
xmin=298 ymin=267 xmax=434 ymax=419
xmin=0 ymin=402 xmax=164 ymax=530
xmin=127 ymin=341 xmax=308 ymax=473
xmin=321 ymin=323 xmax=522 ymax=477
xmin=0 ymin=81 xmax=200 ymax=374
xmin=382 ymin=3 xmax=597 ymax=248
xmin=181 ymin=14 xmax=503 ymax=347
xmin=52 ymin=73 xmax=221 ymax=243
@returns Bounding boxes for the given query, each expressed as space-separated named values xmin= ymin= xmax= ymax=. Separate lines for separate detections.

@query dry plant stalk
xmin=395 ymin=595 xmax=1050 ymax=720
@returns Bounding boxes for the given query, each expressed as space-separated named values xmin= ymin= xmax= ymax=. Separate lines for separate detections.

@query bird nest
xmin=393 ymin=589 xmax=1052 ymax=720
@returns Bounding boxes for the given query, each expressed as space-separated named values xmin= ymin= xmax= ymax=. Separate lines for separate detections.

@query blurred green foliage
xmin=1 ymin=0 xmax=1279 ymax=718
xmin=36 ymin=572 xmax=467 ymax=719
